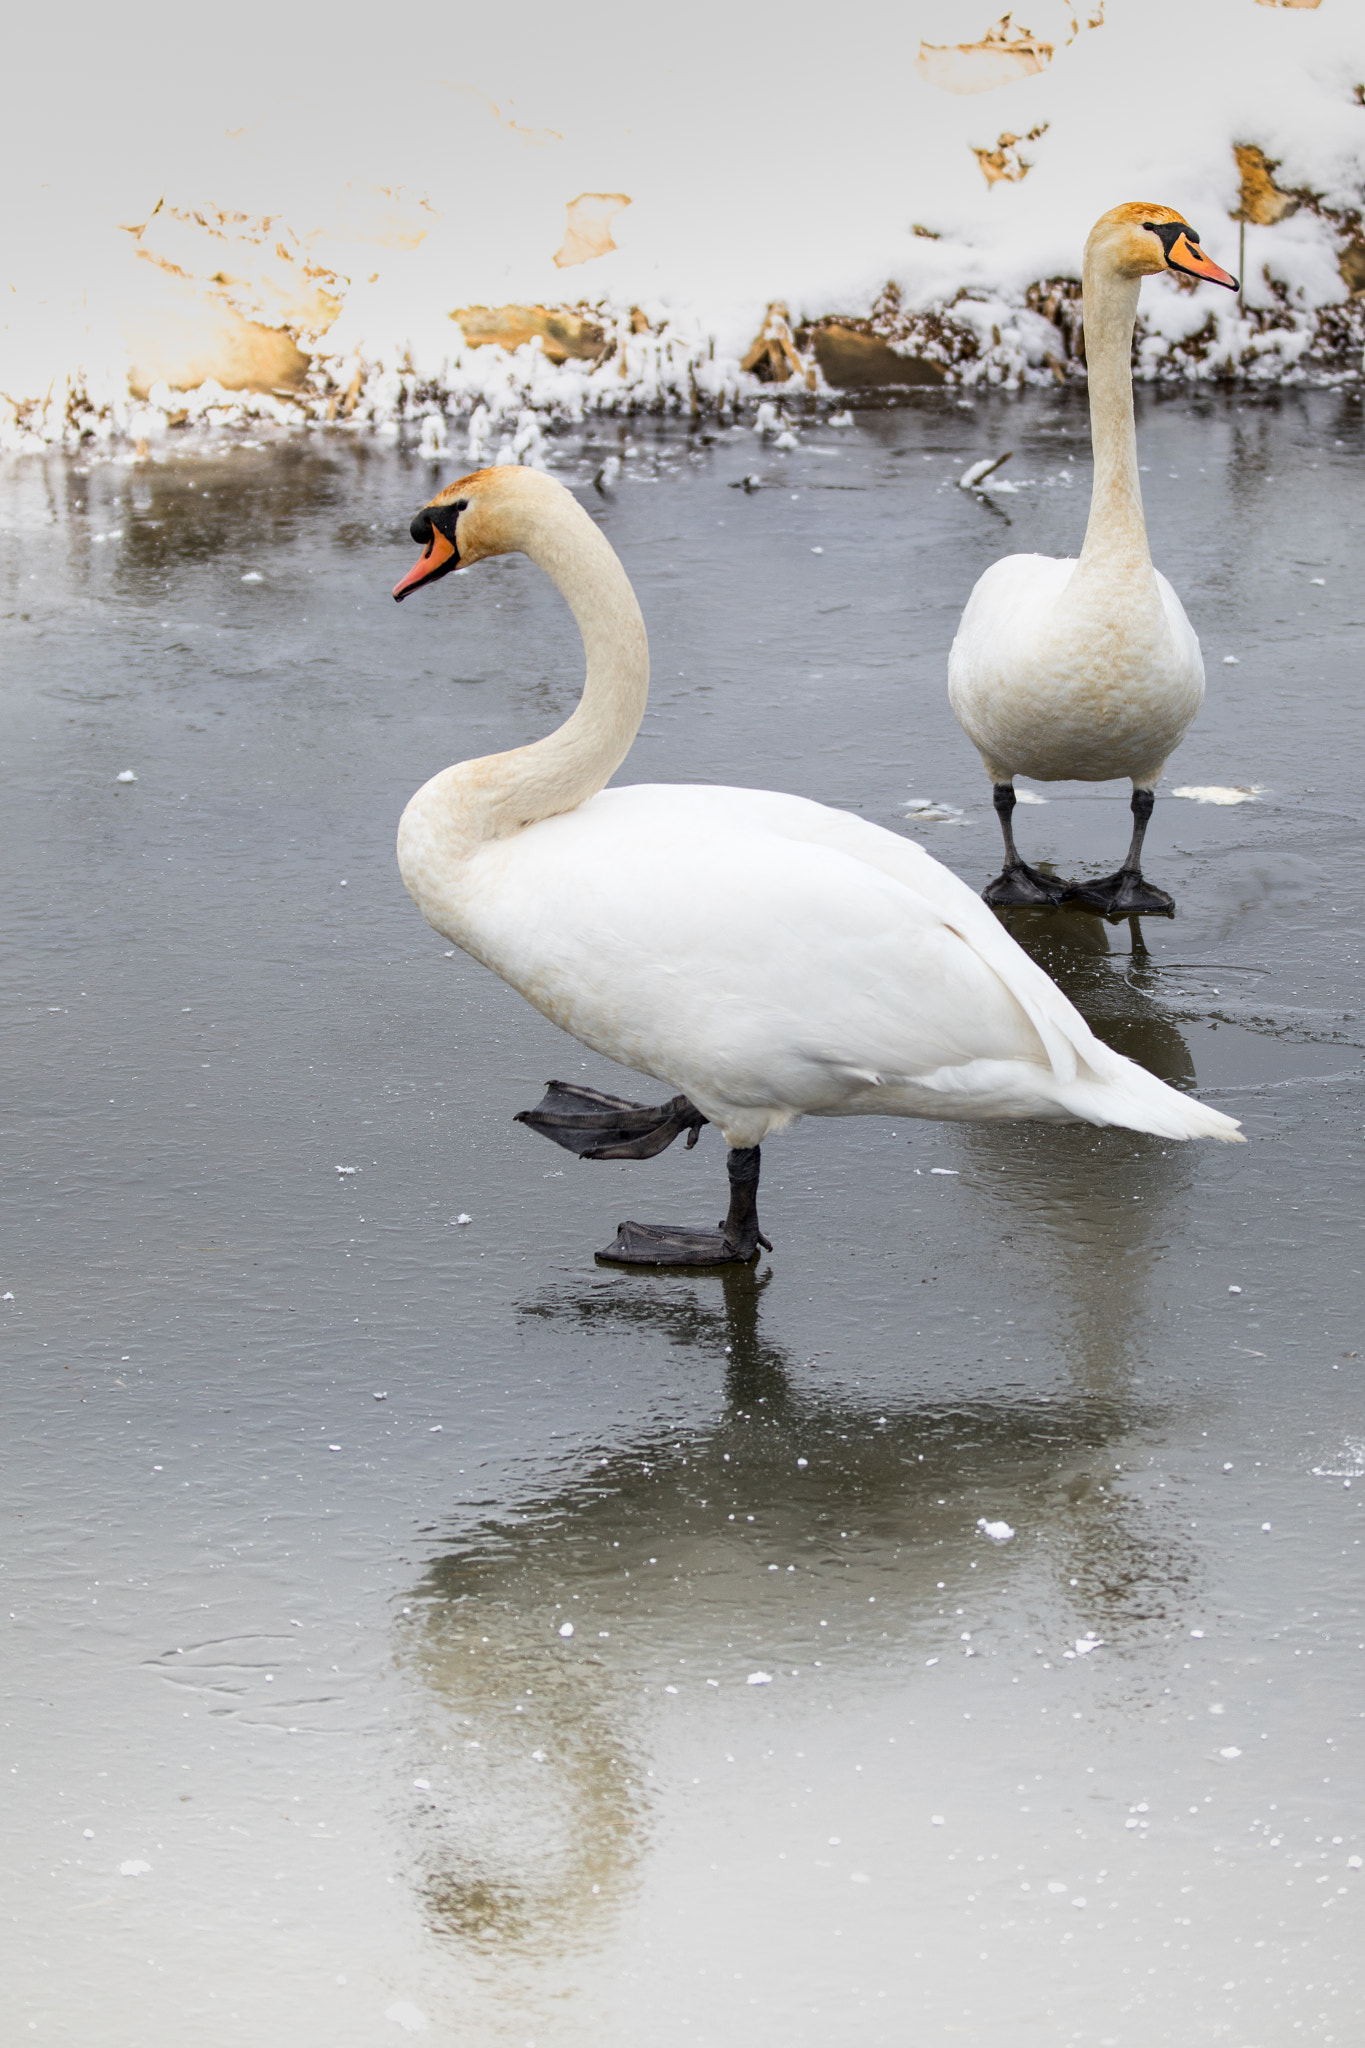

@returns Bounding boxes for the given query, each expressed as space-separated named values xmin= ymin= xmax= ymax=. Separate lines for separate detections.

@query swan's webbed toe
xmin=982 ymin=862 xmax=1067 ymax=910
xmin=515 ymin=1080 xmax=707 ymax=1158
xmin=596 ymin=1219 xmax=769 ymax=1267
xmin=593 ymin=1143 xmax=771 ymax=1267
xmin=1062 ymin=870 xmax=1175 ymax=920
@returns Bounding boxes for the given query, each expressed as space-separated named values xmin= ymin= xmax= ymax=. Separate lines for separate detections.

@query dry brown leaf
xmin=740 ymin=303 xmax=814 ymax=387
xmin=450 ymin=305 xmax=608 ymax=365
xmin=1232 ymin=143 xmax=1300 ymax=226
xmin=916 ymin=15 xmax=1053 ymax=94
xmin=553 ymin=194 xmax=632 ymax=269
xmin=972 ymin=124 xmax=1050 ymax=186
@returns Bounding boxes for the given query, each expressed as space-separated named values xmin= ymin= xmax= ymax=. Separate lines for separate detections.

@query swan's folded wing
xmin=618 ymin=785 xmax=1110 ymax=1085
xmin=460 ymin=785 xmax=1240 ymax=1141
xmin=715 ymin=789 xmax=1241 ymax=1139
xmin=470 ymin=788 xmax=1067 ymax=1090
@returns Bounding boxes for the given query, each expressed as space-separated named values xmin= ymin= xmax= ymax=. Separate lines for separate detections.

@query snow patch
xmin=902 ymin=797 xmax=968 ymax=825
xmin=4 ymin=1 xmax=1364 ymax=452
xmin=1170 ymin=785 xmax=1267 ymax=805
xmin=385 ymin=2003 xmax=429 ymax=2033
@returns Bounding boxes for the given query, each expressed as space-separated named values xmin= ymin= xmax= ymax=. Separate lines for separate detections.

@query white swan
xmin=392 ymin=463 xmax=1241 ymax=1266
xmin=948 ymin=204 xmax=1238 ymax=918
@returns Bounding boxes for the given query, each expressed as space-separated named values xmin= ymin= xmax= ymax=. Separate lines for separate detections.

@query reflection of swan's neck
xmin=402 ymin=492 xmax=649 ymax=878
xmin=1077 ymin=255 xmax=1150 ymax=577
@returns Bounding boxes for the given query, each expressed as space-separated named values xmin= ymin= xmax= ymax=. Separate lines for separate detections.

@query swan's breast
xmin=949 ymin=555 xmax=1204 ymax=783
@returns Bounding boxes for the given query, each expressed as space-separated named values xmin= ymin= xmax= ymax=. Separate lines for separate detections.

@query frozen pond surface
xmin=3 ymin=391 xmax=1363 ymax=2044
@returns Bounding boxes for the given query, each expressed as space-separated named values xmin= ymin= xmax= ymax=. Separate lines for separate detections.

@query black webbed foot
xmin=596 ymin=1143 xmax=771 ymax=1267
xmin=515 ymin=1080 xmax=707 ymax=1160
xmin=518 ymin=1095 xmax=773 ymax=1268
xmin=595 ymin=1220 xmax=770 ymax=1267
xmin=1061 ymin=870 xmax=1175 ymax=921
xmin=982 ymin=861 xmax=1067 ymax=910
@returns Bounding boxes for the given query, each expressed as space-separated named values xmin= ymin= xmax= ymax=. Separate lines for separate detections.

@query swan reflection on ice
xmin=392 ymin=1262 xmax=1198 ymax=1957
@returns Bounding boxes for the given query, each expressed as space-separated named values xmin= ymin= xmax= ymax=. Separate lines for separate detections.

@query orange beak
xmin=1168 ymin=231 xmax=1238 ymax=291
xmin=392 ymin=527 xmax=456 ymax=601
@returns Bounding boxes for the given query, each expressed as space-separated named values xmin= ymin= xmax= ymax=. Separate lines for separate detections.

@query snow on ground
xmin=2 ymin=0 xmax=1363 ymax=451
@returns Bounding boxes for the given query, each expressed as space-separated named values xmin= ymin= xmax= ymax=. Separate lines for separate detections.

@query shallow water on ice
xmin=2 ymin=389 xmax=1363 ymax=2045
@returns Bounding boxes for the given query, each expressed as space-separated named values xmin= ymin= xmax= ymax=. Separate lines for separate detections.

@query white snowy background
xmin=2 ymin=0 xmax=1362 ymax=446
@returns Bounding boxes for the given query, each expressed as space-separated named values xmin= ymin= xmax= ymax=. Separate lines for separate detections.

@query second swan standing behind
xmin=949 ymin=203 xmax=1238 ymax=918
xmin=393 ymin=464 xmax=1241 ymax=1267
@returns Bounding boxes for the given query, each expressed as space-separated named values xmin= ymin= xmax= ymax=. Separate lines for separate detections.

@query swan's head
xmin=1087 ymin=203 xmax=1238 ymax=291
xmin=392 ymin=464 xmax=570 ymax=601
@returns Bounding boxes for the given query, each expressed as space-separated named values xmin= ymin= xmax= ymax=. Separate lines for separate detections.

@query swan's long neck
xmin=403 ymin=488 xmax=649 ymax=882
xmin=484 ymin=500 xmax=648 ymax=835
xmin=1076 ymin=255 xmax=1151 ymax=576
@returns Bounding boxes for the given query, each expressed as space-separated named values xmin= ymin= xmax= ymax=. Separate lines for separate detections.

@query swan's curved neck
xmin=411 ymin=490 xmax=649 ymax=860
xmin=1077 ymin=255 xmax=1150 ymax=573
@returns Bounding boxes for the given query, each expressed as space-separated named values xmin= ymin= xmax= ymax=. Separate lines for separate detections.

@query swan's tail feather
xmin=1061 ymin=1059 xmax=1244 ymax=1143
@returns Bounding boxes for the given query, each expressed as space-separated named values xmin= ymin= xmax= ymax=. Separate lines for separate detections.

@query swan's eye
xmin=1144 ymin=220 xmax=1198 ymax=262
xmin=429 ymin=499 xmax=467 ymax=547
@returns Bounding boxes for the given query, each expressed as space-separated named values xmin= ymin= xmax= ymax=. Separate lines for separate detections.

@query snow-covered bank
xmin=3 ymin=0 xmax=1363 ymax=453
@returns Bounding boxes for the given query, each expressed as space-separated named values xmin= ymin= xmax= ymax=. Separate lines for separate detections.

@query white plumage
xmin=429 ymin=779 xmax=1238 ymax=1148
xmin=949 ymin=551 xmax=1203 ymax=791
xmin=391 ymin=461 xmax=1240 ymax=1259
xmin=948 ymin=203 xmax=1239 ymax=915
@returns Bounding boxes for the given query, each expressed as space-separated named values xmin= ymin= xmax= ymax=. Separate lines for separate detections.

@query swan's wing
xmin=1154 ymin=567 xmax=1205 ymax=684
xmin=458 ymin=785 xmax=1239 ymax=1142
xmin=727 ymin=792 xmax=1240 ymax=1139
xmin=669 ymin=786 xmax=1098 ymax=1086
xmin=466 ymin=790 xmax=1038 ymax=1088
xmin=948 ymin=554 xmax=1076 ymax=690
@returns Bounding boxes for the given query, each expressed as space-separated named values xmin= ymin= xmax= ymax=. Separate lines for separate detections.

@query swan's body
xmin=393 ymin=464 xmax=1240 ymax=1262
xmin=948 ymin=204 xmax=1238 ymax=916
xmin=949 ymin=552 xmax=1203 ymax=790
xmin=403 ymin=779 xmax=1233 ymax=1148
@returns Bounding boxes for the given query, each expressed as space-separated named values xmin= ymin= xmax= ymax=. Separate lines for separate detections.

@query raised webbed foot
xmin=1062 ymin=869 xmax=1175 ymax=921
xmin=982 ymin=861 xmax=1067 ymax=910
xmin=515 ymin=1080 xmax=707 ymax=1159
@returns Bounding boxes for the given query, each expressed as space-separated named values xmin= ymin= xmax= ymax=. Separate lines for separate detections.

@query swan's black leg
xmin=1062 ymin=787 xmax=1176 ymax=920
xmin=516 ymin=1083 xmax=771 ymax=1265
xmin=515 ymin=1080 xmax=707 ymax=1158
xmin=982 ymin=782 xmax=1066 ymax=908
xmin=596 ymin=1143 xmax=773 ymax=1268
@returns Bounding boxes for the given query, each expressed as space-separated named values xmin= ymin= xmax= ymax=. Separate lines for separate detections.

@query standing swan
xmin=949 ymin=204 xmax=1238 ymax=917
xmin=392 ymin=465 xmax=1241 ymax=1266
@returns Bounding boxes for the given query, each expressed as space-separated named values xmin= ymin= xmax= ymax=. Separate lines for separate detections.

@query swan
xmin=392 ymin=463 xmax=1241 ymax=1266
xmin=948 ymin=204 xmax=1238 ymax=918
